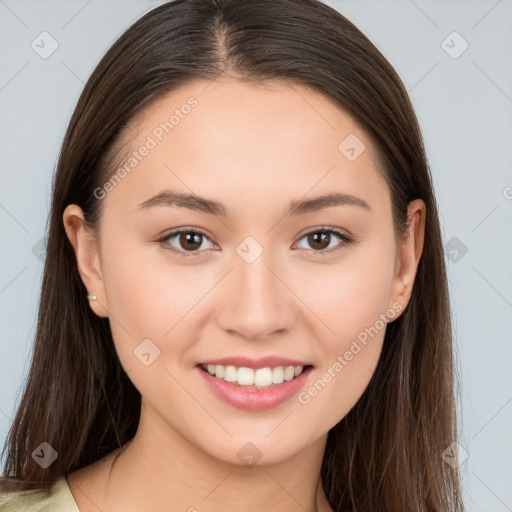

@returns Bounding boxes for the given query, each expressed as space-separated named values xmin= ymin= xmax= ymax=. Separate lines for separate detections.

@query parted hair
xmin=0 ymin=1 xmax=464 ymax=510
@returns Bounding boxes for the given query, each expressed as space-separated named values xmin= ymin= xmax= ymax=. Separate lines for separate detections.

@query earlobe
xmin=388 ymin=199 xmax=426 ymax=316
xmin=62 ymin=204 xmax=109 ymax=318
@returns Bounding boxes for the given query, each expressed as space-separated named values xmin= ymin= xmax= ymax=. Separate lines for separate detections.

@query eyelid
xmin=157 ymin=226 xmax=354 ymax=257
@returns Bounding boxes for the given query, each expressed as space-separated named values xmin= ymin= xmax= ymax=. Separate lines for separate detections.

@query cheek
xmin=296 ymin=277 xmax=389 ymax=431
xmin=101 ymin=229 xmax=198 ymax=327
xmin=297 ymin=242 xmax=395 ymax=343
xmin=293 ymin=245 xmax=393 ymax=423
xmin=100 ymin=237 xmax=221 ymax=373
xmin=101 ymin=258 xmax=197 ymax=406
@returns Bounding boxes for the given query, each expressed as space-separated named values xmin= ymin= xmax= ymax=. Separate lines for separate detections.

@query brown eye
xmin=158 ymin=226 xmax=353 ymax=257
xmin=307 ymin=231 xmax=331 ymax=250
xmin=159 ymin=229 xmax=215 ymax=255
xmin=178 ymin=232 xmax=203 ymax=251
xmin=294 ymin=227 xmax=353 ymax=255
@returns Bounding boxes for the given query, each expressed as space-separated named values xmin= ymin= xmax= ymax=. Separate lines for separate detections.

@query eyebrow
xmin=137 ymin=190 xmax=371 ymax=216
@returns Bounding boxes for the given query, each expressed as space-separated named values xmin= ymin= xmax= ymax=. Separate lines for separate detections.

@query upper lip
xmin=197 ymin=356 xmax=312 ymax=369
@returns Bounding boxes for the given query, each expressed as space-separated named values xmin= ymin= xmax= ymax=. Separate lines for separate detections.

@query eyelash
xmin=157 ymin=226 xmax=354 ymax=258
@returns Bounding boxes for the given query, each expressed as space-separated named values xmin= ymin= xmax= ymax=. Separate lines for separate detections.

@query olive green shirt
xmin=0 ymin=476 xmax=79 ymax=511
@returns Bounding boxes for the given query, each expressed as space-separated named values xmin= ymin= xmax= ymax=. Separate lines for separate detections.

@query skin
xmin=63 ymin=77 xmax=425 ymax=512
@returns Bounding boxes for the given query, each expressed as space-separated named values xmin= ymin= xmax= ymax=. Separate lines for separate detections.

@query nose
xmin=216 ymin=248 xmax=295 ymax=341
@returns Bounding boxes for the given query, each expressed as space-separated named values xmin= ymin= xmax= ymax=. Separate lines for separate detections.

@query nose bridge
xmin=218 ymin=238 xmax=293 ymax=339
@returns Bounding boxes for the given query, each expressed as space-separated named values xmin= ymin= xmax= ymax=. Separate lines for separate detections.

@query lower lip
xmin=197 ymin=365 xmax=313 ymax=411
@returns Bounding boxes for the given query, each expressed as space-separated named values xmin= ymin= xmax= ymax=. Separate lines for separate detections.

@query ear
xmin=63 ymin=204 xmax=109 ymax=318
xmin=387 ymin=199 xmax=426 ymax=319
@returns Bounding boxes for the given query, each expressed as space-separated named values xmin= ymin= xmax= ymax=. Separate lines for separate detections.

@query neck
xmin=99 ymin=399 xmax=332 ymax=512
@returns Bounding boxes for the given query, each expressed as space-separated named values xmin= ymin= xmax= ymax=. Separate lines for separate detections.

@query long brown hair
xmin=0 ymin=0 xmax=464 ymax=510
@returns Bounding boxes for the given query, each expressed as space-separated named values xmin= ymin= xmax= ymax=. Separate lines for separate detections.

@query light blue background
xmin=1 ymin=1 xmax=511 ymax=510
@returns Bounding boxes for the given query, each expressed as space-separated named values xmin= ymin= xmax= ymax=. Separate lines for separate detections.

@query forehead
xmin=104 ymin=78 xmax=389 ymax=219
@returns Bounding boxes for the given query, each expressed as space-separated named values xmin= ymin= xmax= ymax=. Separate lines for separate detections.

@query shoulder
xmin=0 ymin=475 xmax=79 ymax=512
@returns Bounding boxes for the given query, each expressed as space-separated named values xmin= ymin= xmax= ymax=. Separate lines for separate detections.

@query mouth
xmin=197 ymin=362 xmax=314 ymax=411
xmin=197 ymin=363 xmax=314 ymax=389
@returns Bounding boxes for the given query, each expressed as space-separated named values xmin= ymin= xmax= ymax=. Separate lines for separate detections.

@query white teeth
xmin=237 ymin=367 xmax=254 ymax=386
xmin=215 ymin=364 xmax=225 ymax=378
xmin=272 ymin=366 xmax=284 ymax=384
xmin=224 ymin=365 xmax=238 ymax=382
xmin=284 ymin=366 xmax=295 ymax=381
xmin=254 ymin=367 xmax=273 ymax=387
xmin=202 ymin=363 xmax=306 ymax=388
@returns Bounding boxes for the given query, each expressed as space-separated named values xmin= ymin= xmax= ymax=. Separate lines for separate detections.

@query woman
xmin=0 ymin=0 xmax=465 ymax=510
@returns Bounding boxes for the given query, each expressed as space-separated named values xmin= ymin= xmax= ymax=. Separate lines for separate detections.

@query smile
xmin=197 ymin=364 xmax=314 ymax=411
xmin=200 ymin=363 xmax=309 ymax=388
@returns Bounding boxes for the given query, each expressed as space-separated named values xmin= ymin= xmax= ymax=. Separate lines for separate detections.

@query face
xmin=64 ymin=77 xmax=424 ymax=467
